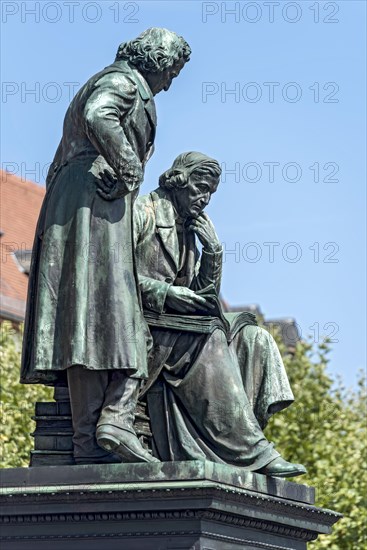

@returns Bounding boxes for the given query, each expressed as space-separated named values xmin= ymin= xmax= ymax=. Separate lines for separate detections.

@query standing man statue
xmin=20 ymin=28 xmax=191 ymax=465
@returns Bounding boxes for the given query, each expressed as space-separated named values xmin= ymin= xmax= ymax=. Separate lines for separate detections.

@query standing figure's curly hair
xmin=115 ymin=28 xmax=191 ymax=73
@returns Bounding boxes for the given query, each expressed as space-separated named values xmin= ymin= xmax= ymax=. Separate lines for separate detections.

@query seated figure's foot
xmin=257 ymin=457 xmax=307 ymax=478
xmin=96 ymin=425 xmax=160 ymax=463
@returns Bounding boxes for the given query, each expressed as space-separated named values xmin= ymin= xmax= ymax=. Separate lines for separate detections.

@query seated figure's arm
xmin=134 ymin=200 xmax=211 ymax=314
xmin=134 ymin=200 xmax=171 ymax=314
xmin=189 ymin=213 xmax=223 ymax=294
xmin=139 ymin=275 xmax=171 ymax=314
xmin=191 ymin=248 xmax=223 ymax=294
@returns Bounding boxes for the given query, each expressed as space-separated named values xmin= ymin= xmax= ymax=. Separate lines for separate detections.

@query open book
xmin=144 ymin=284 xmax=257 ymax=342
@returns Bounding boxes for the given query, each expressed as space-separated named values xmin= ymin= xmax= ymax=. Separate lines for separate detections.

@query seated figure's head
xmin=159 ymin=152 xmax=221 ymax=219
xmin=116 ymin=28 xmax=191 ymax=95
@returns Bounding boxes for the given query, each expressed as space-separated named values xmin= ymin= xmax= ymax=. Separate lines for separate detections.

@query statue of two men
xmin=21 ymin=29 xmax=306 ymax=477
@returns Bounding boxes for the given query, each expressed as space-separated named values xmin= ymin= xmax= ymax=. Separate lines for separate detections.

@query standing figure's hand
xmin=97 ymin=165 xmax=143 ymax=201
xmin=97 ymin=168 xmax=121 ymax=200
xmin=187 ymin=212 xmax=222 ymax=253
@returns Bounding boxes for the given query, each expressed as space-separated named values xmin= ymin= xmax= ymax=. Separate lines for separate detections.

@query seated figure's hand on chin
xmin=187 ymin=212 xmax=222 ymax=253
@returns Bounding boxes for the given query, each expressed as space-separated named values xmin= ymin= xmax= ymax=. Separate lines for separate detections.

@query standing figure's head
xmin=159 ymin=152 xmax=221 ymax=219
xmin=116 ymin=28 xmax=191 ymax=95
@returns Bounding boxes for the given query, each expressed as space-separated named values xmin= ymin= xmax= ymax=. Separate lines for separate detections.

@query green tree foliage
xmin=265 ymin=337 xmax=367 ymax=549
xmin=0 ymin=321 xmax=366 ymax=547
xmin=0 ymin=322 xmax=52 ymax=467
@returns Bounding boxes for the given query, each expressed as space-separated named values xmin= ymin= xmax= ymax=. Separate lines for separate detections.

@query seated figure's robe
xmin=134 ymin=187 xmax=294 ymax=470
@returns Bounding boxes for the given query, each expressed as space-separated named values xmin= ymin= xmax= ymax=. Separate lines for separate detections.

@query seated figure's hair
xmin=116 ymin=28 xmax=191 ymax=73
xmin=159 ymin=152 xmax=221 ymax=191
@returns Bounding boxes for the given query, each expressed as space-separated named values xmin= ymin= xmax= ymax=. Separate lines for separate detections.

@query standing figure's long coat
xmin=21 ymin=60 xmax=155 ymax=385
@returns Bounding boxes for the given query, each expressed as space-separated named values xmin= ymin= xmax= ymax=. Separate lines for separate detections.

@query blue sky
xmin=1 ymin=0 xmax=366 ymax=386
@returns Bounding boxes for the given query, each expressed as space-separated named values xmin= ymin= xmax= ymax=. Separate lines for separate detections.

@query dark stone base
xmin=0 ymin=461 xmax=341 ymax=550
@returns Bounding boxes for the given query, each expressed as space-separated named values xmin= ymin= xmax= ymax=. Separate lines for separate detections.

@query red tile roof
xmin=0 ymin=171 xmax=45 ymax=321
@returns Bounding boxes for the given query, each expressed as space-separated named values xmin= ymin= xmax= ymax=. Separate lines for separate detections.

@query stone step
xmin=30 ymin=450 xmax=75 ymax=467
xmin=31 ymin=415 xmax=73 ymax=430
xmin=32 ymin=433 xmax=74 ymax=451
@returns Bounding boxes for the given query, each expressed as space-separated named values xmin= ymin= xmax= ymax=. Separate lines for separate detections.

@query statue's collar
xmin=109 ymin=60 xmax=153 ymax=101
xmin=150 ymin=188 xmax=177 ymax=228
xmin=130 ymin=67 xmax=153 ymax=101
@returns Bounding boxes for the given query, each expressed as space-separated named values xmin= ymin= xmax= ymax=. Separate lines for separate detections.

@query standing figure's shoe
xmin=257 ymin=457 xmax=307 ymax=478
xmin=96 ymin=425 xmax=160 ymax=463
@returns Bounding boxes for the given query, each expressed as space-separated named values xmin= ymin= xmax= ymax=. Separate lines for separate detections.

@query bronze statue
xmin=131 ymin=151 xmax=307 ymax=477
xmin=20 ymin=28 xmax=191 ymax=465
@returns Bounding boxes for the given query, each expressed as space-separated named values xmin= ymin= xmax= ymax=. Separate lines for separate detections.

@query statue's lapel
xmin=156 ymin=227 xmax=179 ymax=272
xmin=143 ymin=98 xmax=157 ymax=134
xmin=185 ymin=232 xmax=197 ymax=285
xmin=151 ymin=191 xmax=179 ymax=272
xmin=131 ymin=69 xmax=157 ymax=138
xmin=106 ymin=62 xmax=157 ymax=139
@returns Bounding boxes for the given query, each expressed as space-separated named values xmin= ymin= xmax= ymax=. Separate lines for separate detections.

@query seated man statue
xmin=133 ymin=151 xmax=306 ymax=477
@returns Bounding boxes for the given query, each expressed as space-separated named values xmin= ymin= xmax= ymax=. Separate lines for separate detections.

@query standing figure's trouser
xmin=67 ymin=366 xmax=140 ymax=463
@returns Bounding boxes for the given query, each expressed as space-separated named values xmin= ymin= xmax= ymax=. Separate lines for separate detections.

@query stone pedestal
xmin=0 ymin=461 xmax=341 ymax=549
